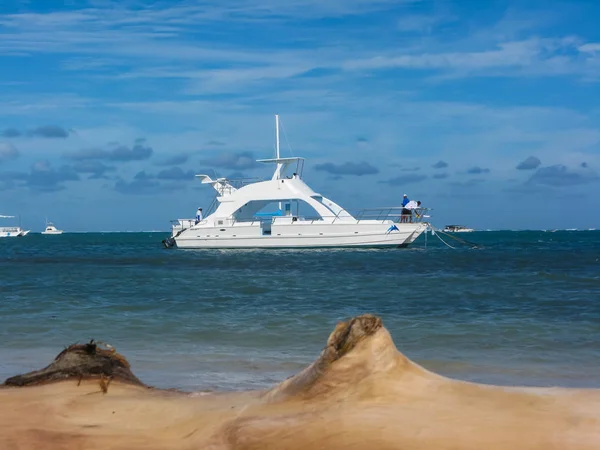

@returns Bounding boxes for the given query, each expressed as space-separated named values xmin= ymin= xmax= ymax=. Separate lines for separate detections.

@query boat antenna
xmin=275 ymin=114 xmax=280 ymax=159
xmin=275 ymin=114 xmax=283 ymax=211
xmin=279 ymin=119 xmax=294 ymax=157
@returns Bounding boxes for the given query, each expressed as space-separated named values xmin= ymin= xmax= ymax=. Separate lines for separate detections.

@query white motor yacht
xmin=41 ymin=219 xmax=64 ymax=235
xmin=442 ymin=225 xmax=474 ymax=233
xmin=164 ymin=116 xmax=429 ymax=249
xmin=0 ymin=215 xmax=30 ymax=238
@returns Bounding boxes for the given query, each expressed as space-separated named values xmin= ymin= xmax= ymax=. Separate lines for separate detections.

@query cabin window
xmin=218 ymin=220 xmax=223 ymax=225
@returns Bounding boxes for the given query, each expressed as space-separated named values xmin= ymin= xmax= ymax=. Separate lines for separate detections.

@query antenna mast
xmin=275 ymin=114 xmax=280 ymax=159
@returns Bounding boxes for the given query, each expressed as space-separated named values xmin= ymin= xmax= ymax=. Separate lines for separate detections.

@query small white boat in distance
xmin=443 ymin=225 xmax=474 ymax=233
xmin=0 ymin=215 xmax=30 ymax=238
xmin=164 ymin=115 xmax=430 ymax=249
xmin=41 ymin=219 xmax=64 ymax=235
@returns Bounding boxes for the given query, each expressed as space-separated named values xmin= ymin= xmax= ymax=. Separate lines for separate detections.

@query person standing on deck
xmin=400 ymin=194 xmax=411 ymax=223
xmin=195 ymin=208 xmax=203 ymax=224
xmin=404 ymin=199 xmax=419 ymax=223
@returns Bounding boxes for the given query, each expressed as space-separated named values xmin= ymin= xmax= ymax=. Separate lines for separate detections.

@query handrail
xmin=224 ymin=177 xmax=264 ymax=189
xmin=171 ymin=208 xmax=432 ymax=230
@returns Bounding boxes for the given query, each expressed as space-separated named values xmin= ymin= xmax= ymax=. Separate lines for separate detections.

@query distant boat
xmin=0 ymin=215 xmax=30 ymax=238
xmin=41 ymin=219 xmax=64 ymax=235
xmin=443 ymin=225 xmax=474 ymax=233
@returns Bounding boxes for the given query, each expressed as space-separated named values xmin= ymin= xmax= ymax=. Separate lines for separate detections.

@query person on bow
xmin=400 ymin=194 xmax=411 ymax=223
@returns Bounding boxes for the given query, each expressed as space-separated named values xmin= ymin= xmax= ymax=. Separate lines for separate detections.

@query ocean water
xmin=1 ymin=230 xmax=599 ymax=391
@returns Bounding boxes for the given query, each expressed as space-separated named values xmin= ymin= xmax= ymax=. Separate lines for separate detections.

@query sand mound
xmin=1 ymin=314 xmax=599 ymax=450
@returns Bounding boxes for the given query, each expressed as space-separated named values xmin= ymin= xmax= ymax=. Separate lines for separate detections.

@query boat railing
xmin=225 ymin=177 xmax=264 ymax=189
xmin=171 ymin=208 xmax=431 ymax=230
xmin=0 ymin=226 xmax=21 ymax=232
xmin=349 ymin=207 xmax=431 ymax=223
xmin=238 ymin=207 xmax=431 ymax=225
xmin=171 ymin=219 xmax=203 ymax=230
xmin=294 ymin=208 xmax=431 ymax=224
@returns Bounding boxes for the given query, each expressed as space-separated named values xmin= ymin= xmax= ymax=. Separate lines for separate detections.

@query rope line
xmin=426 ymin=224 xmax=480 ymax=249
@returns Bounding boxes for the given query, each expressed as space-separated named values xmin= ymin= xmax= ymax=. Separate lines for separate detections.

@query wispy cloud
xmin=2 ymin=160 xmax=80 ymax=192
xmin=449 ymin=178 xmax=486 ymax=188
xmin=2 ymin=125 xmax=70 ymax=138
xmin=71 ymin=161 xmax=116 ymax=179
xmin=200 ymin=151 xmax=259 ymax=171
xmin=432 ymin=160 xmax=448 ymax=169
xmin=156 ymin=153 xmax=190 ymax=166
xmin=527 ymin=164 xmax=599 ymax=187
xmin=466 ymin=166 xmax=491 ymax=175
xmin=0 ymin=143 xmax=19 ymax=163
xmin=341 ymin=37 xmax=599 ymax=80
xmin=65 ymin=140 xmax=153 ymax=162
xmin=516 ymin=156 xmax=541 ymax=170
xmin=114 ymin=170 xmax=185 ymax=195
xmin=156 ymin=167 xmax=196 ymax=180
xmin=28 ymin=125 xmax=70 ymax=138
xmin=380 ymin=174 xmax=427 ymax=185
xmin=28 ymin=160 xmax=79 ymax=192
xmin=1 ymin=128 xmax=21 ymax=138
xmin=314 ymin=161 xmax=379 ymax=176
xmin=397 ymin=12 xmax=455 ymax=33
xmin=578 ymin=43 xmax=600 ymax=53
xmin=0 ymin=170 xmax=27 ymax=190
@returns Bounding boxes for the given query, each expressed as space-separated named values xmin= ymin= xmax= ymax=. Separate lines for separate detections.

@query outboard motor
xmin=162 ymin=236 xmax=176 ymax=249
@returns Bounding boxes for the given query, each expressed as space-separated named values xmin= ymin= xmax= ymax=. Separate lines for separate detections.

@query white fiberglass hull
xmin=42 ymin=231 xmax=63 ymax=235
xmin=173 ymin=222 xmax=427 ymax=249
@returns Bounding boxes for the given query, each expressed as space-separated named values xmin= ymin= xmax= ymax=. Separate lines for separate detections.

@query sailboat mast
xmin=275 ymin=114 xmax=280 ymax=159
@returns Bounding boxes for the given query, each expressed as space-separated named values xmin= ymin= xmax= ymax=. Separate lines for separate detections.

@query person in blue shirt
xmin=400 ymin=194 xmax=411 ymax=223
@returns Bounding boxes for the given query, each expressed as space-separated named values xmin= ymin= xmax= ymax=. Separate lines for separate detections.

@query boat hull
xmin=172 ymin=222 xmax=427 ymax=249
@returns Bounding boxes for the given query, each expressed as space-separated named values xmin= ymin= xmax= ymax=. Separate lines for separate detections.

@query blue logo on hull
xmin=386 ymin=224 xmax=399 ymax=234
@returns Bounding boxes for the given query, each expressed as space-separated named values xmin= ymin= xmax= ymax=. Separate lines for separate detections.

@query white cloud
xmin=0 ymin=2 xmax=597 ymax=95
xmin=397 ymin=10 xmax=456 ymax=33
xmin=341 ymin=38 xmax=587 ymax=77
xmin=578 ymin=43 xmax=600 ymax=53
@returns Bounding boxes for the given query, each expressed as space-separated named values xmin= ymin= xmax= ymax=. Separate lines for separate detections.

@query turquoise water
xmin=1 ymin=231 xmax=599 ymax=390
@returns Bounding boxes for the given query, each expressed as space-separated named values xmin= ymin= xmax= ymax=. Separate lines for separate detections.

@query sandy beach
xmin=1 ymin=314 xmax=599 ymax=450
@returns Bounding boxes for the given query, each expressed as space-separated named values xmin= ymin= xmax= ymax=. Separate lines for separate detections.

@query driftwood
xmin=1 ymin=314 xmax=599 ymax=450
xmin=4 ymin=340 xmax=144 ymax=388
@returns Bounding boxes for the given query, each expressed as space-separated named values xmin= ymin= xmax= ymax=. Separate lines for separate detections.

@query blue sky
xmin=1 ymin=0 xmax=599 ymax=231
